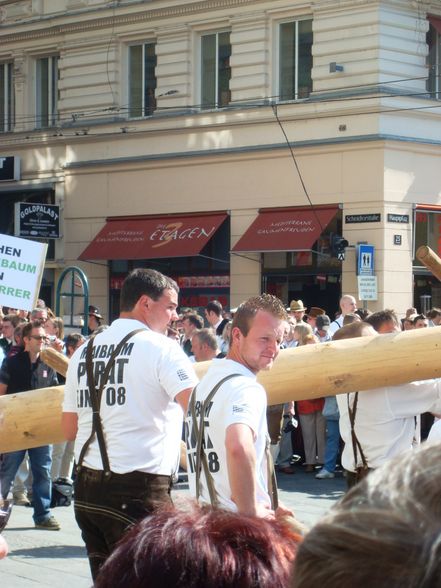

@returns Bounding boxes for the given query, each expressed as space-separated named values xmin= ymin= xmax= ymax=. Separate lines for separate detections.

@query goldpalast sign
xmin=14 ymin=202 xmax=60 ymax=239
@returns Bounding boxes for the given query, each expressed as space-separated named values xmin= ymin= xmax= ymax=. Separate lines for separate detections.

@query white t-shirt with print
xmin=63 ymin=318 xmax=198 ymax=475
xmin=185 ymin=358 xmax=270 ymax=512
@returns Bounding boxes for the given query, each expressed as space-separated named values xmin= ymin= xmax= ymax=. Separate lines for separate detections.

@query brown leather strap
xmin=77 ymin=328 xmax=146 ymax=473
xmin=347 ymin=392 xmax=369 ymax=472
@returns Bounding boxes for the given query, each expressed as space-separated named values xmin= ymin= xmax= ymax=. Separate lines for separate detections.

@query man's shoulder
xmin=3 ymin=350 xmax=28 ymax=368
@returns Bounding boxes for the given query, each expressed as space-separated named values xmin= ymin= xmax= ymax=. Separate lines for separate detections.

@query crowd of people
xmin=1 ymin=275 xmax=441 ymax=588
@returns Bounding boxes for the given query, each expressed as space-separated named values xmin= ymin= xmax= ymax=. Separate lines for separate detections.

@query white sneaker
xmin=315 ymin=469 xmax=335 ymax=479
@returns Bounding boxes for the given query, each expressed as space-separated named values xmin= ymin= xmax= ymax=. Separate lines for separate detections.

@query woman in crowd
xmin=95 ymin=504 xmax=301 ymax=588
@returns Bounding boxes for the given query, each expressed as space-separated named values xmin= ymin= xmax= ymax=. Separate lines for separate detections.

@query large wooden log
xmin=1 ymin=327 xmax=441 ymax=453
xmin=416 ymin=245 xmax=441 ymax=282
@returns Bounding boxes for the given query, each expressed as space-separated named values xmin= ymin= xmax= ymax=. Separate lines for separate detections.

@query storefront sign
xmin=0 ymin=156 xmax=20 ymax=182
xmin=14 ymin=202 xmax=60 ymax=239
xmin=0 ymin=233 xmax=47 ymax=311
xmin=357 ymin=275 xmax=378 ymax=301
xmin=177 ymin=275 xmax=230 ymax=289
xmin=387 ymin=214 xmax=409 ymax=224
xmin=345 ymin=214 xmax=381 ymax=224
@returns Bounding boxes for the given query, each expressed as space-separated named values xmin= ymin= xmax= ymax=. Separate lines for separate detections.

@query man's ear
xmin=230 ymin=326 xmax=242 ymax=344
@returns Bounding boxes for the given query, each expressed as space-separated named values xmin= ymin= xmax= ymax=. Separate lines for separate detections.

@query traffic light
xmin=330 ymin=233 xmax=349 ymax=259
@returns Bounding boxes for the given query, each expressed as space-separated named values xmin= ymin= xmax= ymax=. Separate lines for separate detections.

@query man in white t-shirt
xmin=328 ymin=294 xmax=357 ymax=336
xmin=186 ymin=294 xmax=293 ymax=519
xmin=62 ymin=268 xmax=198 ymax=581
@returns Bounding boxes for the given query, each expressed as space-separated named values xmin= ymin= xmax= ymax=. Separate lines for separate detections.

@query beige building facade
xmin=1 ymin=0 xmax=441 ymax=320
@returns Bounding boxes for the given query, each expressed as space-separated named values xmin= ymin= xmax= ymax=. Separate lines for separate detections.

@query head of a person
xmin=315 ymin=314 xmax=331 ymax=336
xmin=288 ymin=300 xmax=306 ymax=322
xmin=22 ymin=321 xmax=47 ymax=354
xmin=342 ymin=312 xmax=361 ymax=326
xmin=306 ymin=308 xmax=325 ymax=330
xmin=87 ymin=305 xmax=103 ymax=331
xmin=65 ymin=333 xmax=86 ymax=358
xmin=284 ymin=318 xmax=297 ymax=342
xmin=405 ymin=307 xmax=417 ymax=318
xmin=120 ymin=268 xmax=179 ymax=333
xmin=2 ymin=313 xmax=21 ymax=340
xmin=205 ymin=300 xmax=223 ymax=327
xmin=413 ymin=313 xmax=429 ymax=329
xmin=191 ymin=328 xmax=218 ymax=362
xmin=45 ymin=316 xmax=64 ymax=339
xmin=402 ymin=316 xmax=415 ymax=330
xmin=427 ymin=308 xmax=441 ymax=326
xmin=95 ymin=504 xmax=300 ymax=588
xmin=293 ymin=322 xmax=313 ymax=345
xmin=221 ymin=320 xmax=233 ymax=343
xmin=340 ymin=295 xmax=357 ymax=316
xmin=355 ymin=308 xmax=372 ymax=321
xmin=182 ymin=313 xmax=204 ymax=338
xmin=13 ymin=324 xmax=25 ymax=347
xmin=291 ymin=442 xmax=441 ymax=588
xmin=332 ymin=321 xmax=376 ymax=342
xmin=30 ymin=307 xmax=48 ymax=322
xmin=365 ymin=309 xmax=400 ymax=334
xmin=228 ymin=294 xmax=288 ymax=374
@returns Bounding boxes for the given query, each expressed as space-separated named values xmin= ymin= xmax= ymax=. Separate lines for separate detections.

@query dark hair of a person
xmin=22 ymin=320 xmax=45 ymax=339
xmin=291 ymin=443 xmax=441 ymax=588
xmin=205 ymin=299 xmax=223 ymax=317
xmin=364 ymin=309 xmax=399 ymax=332
xmin=184 ymin=313 xmax=204 ymax=329
xmin=332 ymin=321 xmax=374 ymax=341
xmin=65 ymin=333 xmax=85 ymax=354
xmin=412 ymin=313 xmax=427 ymax=325
xmin=95 ymin=504 xmax=301 ymax=588
xmin=233 ymin=294 xmax=288 ymax=337
xmin=120 ymin=268 xmax=178 ymax=312
xmin=355 ymin=308 xmax=372 ymax=321
xmin=427 ymin=307 xmax=441 ymax=320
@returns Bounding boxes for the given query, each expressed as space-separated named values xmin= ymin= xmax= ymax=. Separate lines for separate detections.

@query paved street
xmin=1 ymin=467 xmax=345 ymax=587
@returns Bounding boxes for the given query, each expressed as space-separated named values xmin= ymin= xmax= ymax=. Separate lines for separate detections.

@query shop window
xmin=413 ymin=210 xmax=441 ymax=265
xmin=36 ymin=56 xmax=59 ymax=128
xmin=278 ymin=19 xmax=313 ymax=101
xmin=427 ymin=23 xmax=441 ymax=99
xmin=128 ymin=43 xmax=157 ymax=118
xmin=200 ymin=32 xmax=231 ymax=109
xmin=0 ymin=62 xmax=14 ymax=132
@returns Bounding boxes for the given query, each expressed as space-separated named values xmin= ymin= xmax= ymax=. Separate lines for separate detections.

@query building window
xmin=129 ymin=43 xmax=157 ymax=118
xmin=200 ymin=32 xmax=231 ymax=109
xmin=0 ymin=62 xmax=13 ymax=132
xmin=427 ymin=23 xmax=441 ymax=99
xmin=36 ymin=56 xmax=59 ymax=128
xmin=279 ymin=19 xmax=313 ymax=101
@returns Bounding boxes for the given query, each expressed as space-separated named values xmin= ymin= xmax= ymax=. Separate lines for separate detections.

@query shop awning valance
xmin=79 ymin=213 xmax=228 ymax=260
xmin=232 ymin=206 xmax=339 ymax=253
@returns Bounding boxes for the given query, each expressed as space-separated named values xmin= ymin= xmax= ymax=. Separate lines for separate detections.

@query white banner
xmin=0 ymin=233 xmax=47 ymax=311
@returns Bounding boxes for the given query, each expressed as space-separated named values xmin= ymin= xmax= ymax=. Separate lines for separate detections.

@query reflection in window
xmin=36 ymin=56 xmax=59 ymax=128
xmin=0 ymin=62 xmax=13 ymax=132
xmin=129 ymin=43 xmax=157 ymax=118
xmin=279 ymin=19 xmax=313 ymax=101
xmin=201 ymin=32 xmax=231 ymax=109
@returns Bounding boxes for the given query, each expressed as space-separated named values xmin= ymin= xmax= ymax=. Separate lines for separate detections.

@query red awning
xmin=429 ymin=16 xmax=441 ymax=35
xmin=79 ymin=213 xmax=228 ymax=260
xmin=232 ymin=206 xmax=338 ymax=252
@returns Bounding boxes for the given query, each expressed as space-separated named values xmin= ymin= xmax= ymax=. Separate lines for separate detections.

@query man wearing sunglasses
xmin=0 ymin=320 xmax=60 ymax=530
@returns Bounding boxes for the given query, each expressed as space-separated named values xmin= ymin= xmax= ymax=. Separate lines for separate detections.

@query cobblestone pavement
xmin=1 ymin=465 xmax=346 ymax=587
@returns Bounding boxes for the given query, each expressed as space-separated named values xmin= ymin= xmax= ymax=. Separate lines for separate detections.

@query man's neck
xmin=27 ymin=350 xmax=39 ymax=364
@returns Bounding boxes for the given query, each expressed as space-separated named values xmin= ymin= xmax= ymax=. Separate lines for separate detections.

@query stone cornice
xmin=0 ymin=0 xmax=273 ymax=43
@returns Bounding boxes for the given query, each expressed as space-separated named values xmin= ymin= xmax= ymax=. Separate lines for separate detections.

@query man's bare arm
xmin=61 ymin=412 xmax=78 ymax=441
xmin=0 ymin=383 xmax=7 ymax=396
xmin=225 ymin=423 xmax=273 ymax=518
xmin=175 ymin=387 xmax=193 ymax=414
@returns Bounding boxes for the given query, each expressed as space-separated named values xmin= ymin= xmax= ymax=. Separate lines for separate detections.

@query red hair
xmin=95 ymin=503 xmax=300 ymax=587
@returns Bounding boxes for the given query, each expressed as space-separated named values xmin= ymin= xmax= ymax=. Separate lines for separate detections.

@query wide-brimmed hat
xmin=307 ymin=307 xmax=326 ymax=319
xmin=289 ymin=299 xmax=307 ymax=312
xmin=88 ymin=305 xmax=103 ymax=320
